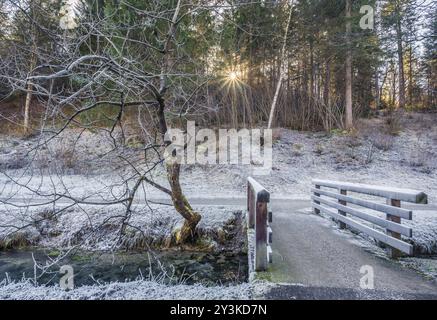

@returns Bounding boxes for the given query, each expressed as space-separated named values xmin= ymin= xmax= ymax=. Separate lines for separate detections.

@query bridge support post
xmin=338 ymin=189 xmax=347 ymax=229
xmin=314 ymin=185 xmax=321 ymax=214
xmin=255 ymin=201 xmax=268 ymax=271
xmin=386 ymin=199 xmax=402 ymax=258
xmin=247 ymin=177 xmax=271 ymax=271
xmin=248 ymin=183 xmax=255 ymax=228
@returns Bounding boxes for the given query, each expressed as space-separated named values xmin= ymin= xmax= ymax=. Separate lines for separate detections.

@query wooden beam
xmin=311 ymin=195 xmax=412 ymax=237
xmin=312 ymin=179 xmax=428 ymax=204
xmin=255 ymin=201 xmax=268 ymax=271
xmin=248 ymin=177 xmax=270 ymax=203
xmin=247 ymin=177 xmax=271 ymax=271
xmin=311 ymin=188 xmax=412 ymax=219
xmin=313 ymin=203 xmax=413 ymax=255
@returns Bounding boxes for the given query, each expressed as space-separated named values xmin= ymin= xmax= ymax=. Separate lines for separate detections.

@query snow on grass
xmin=403 ymin=210 xmax=437 ymax=255
xmin=2 ymin=113 xmax=437 ymax=201
xmin=0 ymin=279 xmax=252 ymax=300
xmin=0 ymin=203 xmax=244 ymax=252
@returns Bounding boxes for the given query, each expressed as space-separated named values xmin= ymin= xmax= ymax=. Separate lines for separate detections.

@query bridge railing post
xmin=338 ymin=189 xmax=347 ymax=229
xmin=314 ymin=185 xmax=321 ymax=214
xmin=248 ymin=182 xmax=255 ymax=228
xmin=386 ymin=198 xmax=402 ymax=258
xmin=247 ymin=177 xmax=271 ymax=272
xmin=255 ymin=199 xmax=268 ymax=271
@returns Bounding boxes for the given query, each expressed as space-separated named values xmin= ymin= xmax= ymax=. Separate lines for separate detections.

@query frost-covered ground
xmin=0 ymin=279 xmax=252 ymax=300
xmin=1 ymin=111 xmax=437 ymax=299
xmin=1 ymin=112 xmax=436 ymax=201
xmin=0 ymin=203 xmax=245 ymax=253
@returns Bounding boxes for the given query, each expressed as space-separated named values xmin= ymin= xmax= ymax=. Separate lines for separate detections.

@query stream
xmin=0 ymin=249 xmax=248 ymax=287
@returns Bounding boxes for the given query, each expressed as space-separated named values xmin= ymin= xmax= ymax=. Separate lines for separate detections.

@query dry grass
xmin=384 ymin=112 xmax=402 ymax=136
xmin=0 ymin=233 xmax=34 ymax=250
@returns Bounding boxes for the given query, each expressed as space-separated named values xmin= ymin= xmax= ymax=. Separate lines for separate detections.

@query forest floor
xmin=0 ymin=111 xmax=437 ymax=299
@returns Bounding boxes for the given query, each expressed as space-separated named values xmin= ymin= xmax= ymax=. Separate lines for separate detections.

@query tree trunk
xmin=166 ymin=161 xmax=201 ymax=244
xmin=396 ymin=15 xmax=405 ymax=108
xmin=324 ymin=60 xmax=331 ymax=130
xmin=408 ymin=45 xmax=413 ymax=106
xmin=345 ymin=0 xmax=353 ymax=129
xmin=375 ymin=69 xmax=380 ymax=109
xmin=267 ymin=1 xmax=293 ymax=129
xmin=380 ymin=65 xmax=389 ymax=106
xmin=23 ymin=82 xmax=32 ymax=135
xmin=392 ymin=63 xmax=397 ymax=107
xmin=310 ymin=40 xmax=315 ymax=99
xmin=24 ymin=2 xmax=37 ymax=136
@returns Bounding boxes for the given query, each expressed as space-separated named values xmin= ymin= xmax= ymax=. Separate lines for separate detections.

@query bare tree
xmin=0 ymin=0 xmax=221 ymax=245
xmin=267 ymin=0 xmax=294 ymax=129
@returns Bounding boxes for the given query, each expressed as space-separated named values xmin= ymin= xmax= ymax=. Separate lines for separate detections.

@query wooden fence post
xmin=255 ymin=201 xmax=268 ymax=271
xmin=338 ymin=189 xmax=347 ymax=229
xmin=248 ymin=185 xmax=255 ymax=228
xmin=386 ymin=199 xmax=402 ymax=258
xmin=247 ymin=182 xmax=250 ymax=212
xmin=314 ymin=185 xmax=321 ymax=214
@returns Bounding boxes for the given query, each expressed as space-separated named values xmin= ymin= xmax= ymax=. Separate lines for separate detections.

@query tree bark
xmin=345 ymin=0 xmax=353 ymax=129
xmin=324 ymin=59 xmax=331 ymax=130
xmin=375 ymin=69 xmax=380 ymax=109
xmin=23 ymin=2 xmax=37 ymax=136
xmin=23 ymin=81 xmax=33 ymax=135
xmin=24 ymin=50 xmax=37 ymax=136
xmin=396 ymin=11 xmax=405 ymax=108
xmin=408 ymin=45 xmax=413 ymax=106
xmin=166 ymin=161 xmax=201 ymax=244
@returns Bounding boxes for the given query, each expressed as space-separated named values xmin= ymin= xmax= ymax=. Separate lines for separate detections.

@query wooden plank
xmin=312 ymin=203 xmax=413 ymax=255
xmin=311 ymin=195 xmax=412 ymax=237
xmin=312 ymin=179 xmax=427 ymax=204
xmin=267 ymin=245 xmax=272 ymax=263
xmin=311 ymin=188 xmax=412 ymax=220
xmin=255 ymin=201 xmax=268 ymax=271
xmin=268 ymin=226 xmax=273 ymax=243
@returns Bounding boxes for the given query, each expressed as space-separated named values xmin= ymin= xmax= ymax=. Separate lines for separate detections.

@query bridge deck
xmin=268 ymin=199 xmax=437 ymax=295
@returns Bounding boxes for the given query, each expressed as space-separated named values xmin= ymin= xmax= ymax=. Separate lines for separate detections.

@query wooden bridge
xmin=246 ymin=177 xmax=437 ymax=299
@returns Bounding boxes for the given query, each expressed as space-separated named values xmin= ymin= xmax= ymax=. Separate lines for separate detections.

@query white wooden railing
xmin=311 ymin=179 xmax=428 ymax=258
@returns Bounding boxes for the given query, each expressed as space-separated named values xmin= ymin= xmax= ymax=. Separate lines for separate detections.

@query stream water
xmin=0 ymin=249 xmax=248 ymax=287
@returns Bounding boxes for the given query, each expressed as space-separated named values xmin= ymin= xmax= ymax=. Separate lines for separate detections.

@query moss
xmin=71 ymin=253 xmax=92 ymax=263
xmin=254 ymin=271 xmax=272 ymax=282
xmin=47 ymin=249 xmax=61 ymax=257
